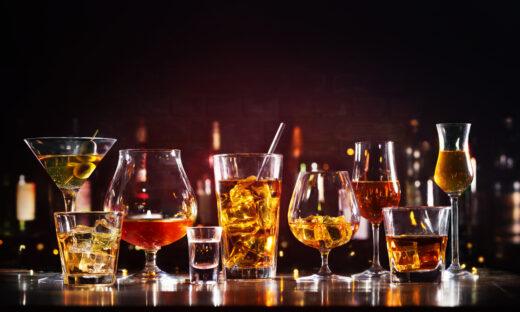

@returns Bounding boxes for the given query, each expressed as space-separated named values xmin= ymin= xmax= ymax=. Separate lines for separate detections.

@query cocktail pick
xmin=257 ymin=122 xmax=286 ymax=179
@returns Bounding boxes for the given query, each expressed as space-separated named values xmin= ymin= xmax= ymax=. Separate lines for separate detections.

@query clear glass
xmin=434 ymin=123 xmax=477 ymax=280
xmin=24 ymin=137 xmax=117 ymax=212
xmin=105 ymin=149 xmax=197 ymax=284
xmin=351 ymin=141 xmax=401 ymax=280
xmin=383 ymin=206 xmax=450 ymax=283
xmin=54 ymin=211 xmax=124 ymax=286
xmin=288 ymin=170 xmax=360 ymax=282
xmin=24 ymin=137 xmax=116 ymax=285
xmin=186 ymin=226 xmax=223 ymax=284
xmin=213 ymin=153 xmax=283 ymax=279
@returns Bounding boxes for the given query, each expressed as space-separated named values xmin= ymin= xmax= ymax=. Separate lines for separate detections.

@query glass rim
xmin=436 ymin=123 xmax=471 ymax=126
xmin=54 ymin=211 xmax=124 ymax=216
xmin=119 ymin=148 xmax=181 ymax=153
xmin=213 ymin=153 xmax=283 ymax=158
xmin=382 ymin=206 xmax=451 ymax=212
xmin=354 ymin=140 xmax=395 ymax=145
xmin=298 ymin=170 xmax=350 ymax=175
xmin=186 ymin=226 xmax=223 ymax=230
xmin=24 ymin=137 xmax=117 ymax=142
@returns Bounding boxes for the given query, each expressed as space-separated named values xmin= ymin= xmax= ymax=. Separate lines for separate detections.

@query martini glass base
xmin=443 ymin=266 xmax=479 ymax=281
xmin=296 ymin=274 xmax=352 ymax=283
xmin=352 ymin=269 xmax=390 ymax=281
xmin=38 ymin=274 xmax=63 ymax=285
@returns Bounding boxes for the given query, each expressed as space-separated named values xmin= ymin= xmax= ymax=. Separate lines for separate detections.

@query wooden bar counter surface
xmin=0 ymin=269 xmax=519 ymax=311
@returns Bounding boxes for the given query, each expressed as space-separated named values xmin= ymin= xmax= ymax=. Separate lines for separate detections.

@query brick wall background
xmin=2 ymin=1 xmax=519 ymax=273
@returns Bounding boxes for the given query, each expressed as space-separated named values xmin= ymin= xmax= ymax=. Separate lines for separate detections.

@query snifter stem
xmin=318 ymin=250 xmax=332 ymax=276
xmin=143 ymin=249 xmax=160 ymax=276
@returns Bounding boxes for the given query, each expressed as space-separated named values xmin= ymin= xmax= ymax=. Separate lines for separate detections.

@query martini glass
xmin=24 ymin=137 xmax=117 ymax=284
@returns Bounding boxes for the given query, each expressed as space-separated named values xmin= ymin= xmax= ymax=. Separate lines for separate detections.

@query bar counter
xmin=1 ymin=269 xmax=519 ymax=311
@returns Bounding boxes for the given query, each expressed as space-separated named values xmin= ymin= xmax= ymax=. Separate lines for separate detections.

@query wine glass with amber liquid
xmin=288 ymin=171 xmax=360 ymax=282
xmin=434 ymin=123 xmax=477 ymax=280
xmin=105 ymin=149 xmax=197 ymax=284
xmin=351 ymin=141 xmax=401 ymax=280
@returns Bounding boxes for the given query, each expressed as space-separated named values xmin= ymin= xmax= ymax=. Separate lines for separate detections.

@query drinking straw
xmin=257 ymin=122 xmax=286 ymax=179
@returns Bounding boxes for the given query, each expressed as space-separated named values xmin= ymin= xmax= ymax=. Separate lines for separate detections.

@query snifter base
xmin=224 ymin=267 xmax=274 ymax=280
xmin=118 ymin=270 xmax=185 ymax=285
xmin=296 ymin=274 xmax=352 ymax=283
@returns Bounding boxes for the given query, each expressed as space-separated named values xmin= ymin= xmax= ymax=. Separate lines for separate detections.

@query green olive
xmin=80 ymin=140 xmax=97 ymax=155
xmin=73 ymin=162 xmax=96 ymax=179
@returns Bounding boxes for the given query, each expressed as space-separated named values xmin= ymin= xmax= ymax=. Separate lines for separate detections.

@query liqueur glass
xmin=288 ymin=171 xmax=360 ymax=282
xmin=434 ymin=123 xmax=477 ymax=280
xmin=105 ymin=149 xmax=197 ymax=284
xmin=351 ymin=141 xmax=401 ymax=280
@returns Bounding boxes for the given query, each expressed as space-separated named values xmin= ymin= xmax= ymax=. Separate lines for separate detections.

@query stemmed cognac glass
xmin=434 ymin=123 xmax=477 ymax=280
xmin=105 ymin=149 xmax=197 ymax=284
xmin=351 ymin=141 xmax=401 ymax=280
xmin=288 ymin=170 xmax=360 ymax=281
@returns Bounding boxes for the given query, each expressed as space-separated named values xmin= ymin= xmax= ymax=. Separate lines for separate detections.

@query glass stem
xmin=371 ymin=224 xmax=383 ymax=271
xmin=144 ymin=249 xmax=160 ymax=276
xmin=449 ymin=195 xmax=461 ymax=270
xmin=317 ymin=250 xmax=332 ymax=276
xmin=61 ymin=189 xmax=78 ymax=212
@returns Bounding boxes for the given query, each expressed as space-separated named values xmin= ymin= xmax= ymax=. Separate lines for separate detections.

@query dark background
xmin=1 ymin=1 xmax=519 ymax=275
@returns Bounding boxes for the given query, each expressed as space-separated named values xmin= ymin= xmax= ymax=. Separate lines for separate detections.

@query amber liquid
xmin=386 ymin=235 xmax=447 ymax=272
xmin=352 ymin=181 xmax=401 ymax=224
xmin=38 ymin=155 xmax=103 ymax=189
xmin=289 ymin=215 xmax=359 ymax=250
xmin=217 ymin=177 xmax=281 ymax=269
xmin=434 ymin=150 xmax=473 ymax=195
xmin=122 ymin=218 xmax=194 ymax=250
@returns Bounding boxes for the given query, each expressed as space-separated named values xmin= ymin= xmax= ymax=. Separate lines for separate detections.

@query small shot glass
xmin=383 ymin=206 xmax=450 ymax=283
xmin=186 ymin=226 xmax=223 ymax=284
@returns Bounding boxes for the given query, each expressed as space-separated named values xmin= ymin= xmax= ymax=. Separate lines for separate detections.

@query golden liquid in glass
xmin=434 ymin=151 xmax=473 ymax=195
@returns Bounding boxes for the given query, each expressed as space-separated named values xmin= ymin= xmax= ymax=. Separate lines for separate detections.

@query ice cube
xmin=92 ymin=232 xmax=118 ymax=252
xmin=78 ymin=252 xmax=114 ymax=273
xmin=73 ymin=225 xmax=94 ymax=251
xmin=94 ymin=218 xmax=118 ymax=234
xmin=392 ymin=242 xmax=421 ymax=271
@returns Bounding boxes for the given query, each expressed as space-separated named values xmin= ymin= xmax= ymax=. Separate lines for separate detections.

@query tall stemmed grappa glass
xmin=24 ymin=136 xmax=117 ymax=284
xmin=105 ymin=149 xmax=197 ymax=284
xmin=434 ymin=123 xmax=477 ymax=280
xmin=351 ymin=141 xmax=401 ymax=280
xmin=288 ymin=171 xmax=360 ymax=282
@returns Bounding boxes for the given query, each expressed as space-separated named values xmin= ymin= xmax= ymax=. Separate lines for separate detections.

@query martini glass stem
xmin=317 ymin=250 xmax=332 ymax=276
xmin=61 ymin=189 xmax=78 ymax=212
xmin=448 ymin=195 xmax=461 ymax=271
xmin=370 ymin=224 xmax=383 ymax=271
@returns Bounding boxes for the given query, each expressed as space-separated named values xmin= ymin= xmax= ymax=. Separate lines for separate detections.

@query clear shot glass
xmin=186 ymin=226 xmax=223 ymax=284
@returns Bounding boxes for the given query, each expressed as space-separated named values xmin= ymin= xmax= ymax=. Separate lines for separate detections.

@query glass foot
xmin=296 ymin=274 xmax=352 ymax=283
xmin=443 ymin=266 xmax=479 ymax=281
xmin=38 ymin=274 xmax=63 ymax=285
xmin=352 ymin=268 xmax=390 ymax=281
xmin=117 ymin=269 xmax=186 ymax=285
